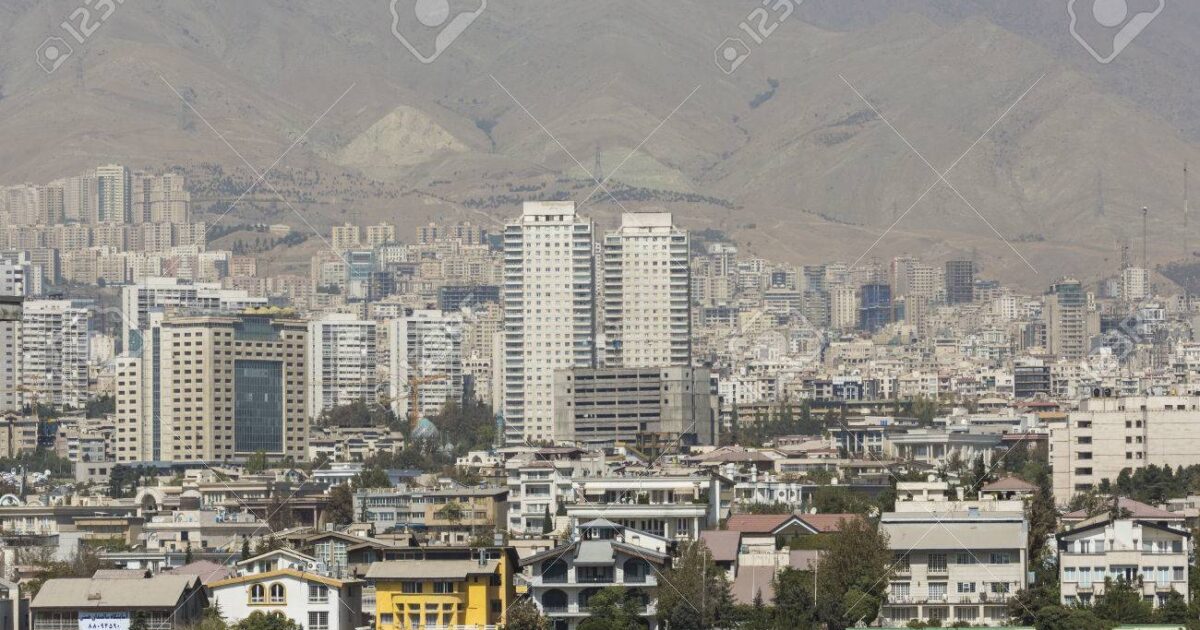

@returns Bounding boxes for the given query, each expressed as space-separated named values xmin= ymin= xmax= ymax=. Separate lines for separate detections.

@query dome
xmin=412 ymin=417 xmax=440 ymax=440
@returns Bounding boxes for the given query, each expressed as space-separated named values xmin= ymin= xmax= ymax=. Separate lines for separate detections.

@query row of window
xmin=248 ymin=582 xmax=329 ymax=605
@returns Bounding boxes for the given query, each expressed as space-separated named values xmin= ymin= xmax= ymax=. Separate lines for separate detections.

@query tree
xmin=505 ymin=597 xmax=549 ymax=630
xmin=353 ymin=467 xmax=391 ymax=489
xmin=240 ymin=537 xmax=251 ymax=561
xmin=812 ymin=516 xmax=892 ymax=630
xmin=541 ymin=505 xmax=553 ymax=535
xmin=578 ymin=586 xmax=647 ymax=630
xmin=327 ymin=483 xmax=355 ymax=526
xmin=1153 ymin=590 xmax=1189 ymax=624
xmin=437 ymin=501 xmax=465 ymax=526
xmin=1032 ymin=605 xmax=1113 ymax=630
xmin=198 ymin=602 xmax=228 ymax=630
xmin=130 ymin=612 xmax=148 ymax=630
xmin=772 ymin=567 xmax=815 ymax=630
xmin=1091 ymin=577 xmax=1152 ymax=624
xmin=245 ymin=451 xmax=269 ymax=474
xmin=231 ymin=612 xmax=302 ymax=630
xmin=184 ymin=541 xmax=193 ymax=564
xmin=738 ymin=590 xmax=773 ymax=630
xmin=658 ymin=540 xmax=736 ymax=630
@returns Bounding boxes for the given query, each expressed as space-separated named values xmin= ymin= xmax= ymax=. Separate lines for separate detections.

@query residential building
xmin=307 ymin=314 xmax=378 ymax=419
xmin=119 ymin=277 xmax=267 ymax=351
xmin=388 ymin=309 xmax=463 ymax=420
xmin=0 ymin=263 xmax=22 ymax=412
xmin=504 ymin=447 xmax=606 ymax=536
xmin=859 ymin=283 xmax=892 ymax=333
xmin=879 ymin=506 xmax=1028 ymax=626
xmin=502 ymin=202 xmax=596 ymax=443
xmin=21 ymin=299 xmax=90 ymax=409
xmin=523 ymin=519 xmax=669 ymax=629
xmin=1045 ymin=278 xmax=1089 ymax=361
xmin=600 ymin=212 xmax=690 ymax=368
xmin=565 ymin=476 xmax=717 ymax=540
xmin=95 ymin=164 xmax=131 ymax=224
xmin=552 ymin=366 xmax=718 ymax=449
xmin=31 ymin=574 xmax=207 ymax=630
xmin=1057 ymin=498 xmax=1190 ymax=608
xmin=367 ymin=546 xmax=518 ymax=630
xmin=1047 ymin=394 xmax=1200 ymax=506
xmin=209 ymin=550 xmax=363 ymax=630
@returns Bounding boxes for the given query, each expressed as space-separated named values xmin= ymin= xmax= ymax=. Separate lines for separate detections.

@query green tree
xmin=231 ymin=611 xmax=302 ymax=630
xmin=240 ymin=537 xmax=251 ymax=561
xmin=505 ymin=597 xmax=549 ymax=630
xmin=738 ymin=590 xmax=773 ymax=630
xmin=1032 ymin=605 xmax=1114 ymax=630
xmin=327 ymin=483 xmax=355 ymax=526
xmin=578 ymin=586 xmax=647 ymax=630
xmin=437 ymin=501 xmax=465 ymax=526
xmin=1091 ymin=577 xmax=1152 ymax=624
xmin=772 ymin=567 xmax=815 ymax=630
xmin=245 ymin=451 xmax=269 ymax=474
xmin=353 ymin=467 xmax=391 ymax=489
xmin=1154 ymin=590 xmax=1190 ymax=624
xmin=184 ymin=541 xmax=193 ymax=564
xmin=541 ymin=505 xmax=553 ymax=535
xmin=198 ymin=602 xmax=228 ymax=630
xmin=812 ymin=516 xmax=892 ymax=630
xmin=130 ymin=612 xmax=148 ymax=630
xmin=658 ymin=540 xmax=736 ymax=630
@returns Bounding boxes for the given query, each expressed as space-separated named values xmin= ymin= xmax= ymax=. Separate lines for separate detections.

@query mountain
xmin=1 ymin=0 xmax=1199 ymax=287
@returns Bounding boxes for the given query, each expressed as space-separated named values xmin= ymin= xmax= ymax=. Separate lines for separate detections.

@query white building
xmin=1058 ymin=498 xmax=1190 ymax=608
xmin=502 ymin=202 xmax=596 ymax=443
xmin=307 ymin=314 xmax=378 ymax=419
xmin=21 ymin=300 xmax=90 ymax=409
xmin=388 ymin=309 xmax=463 ymax=420
xmin=564 ymin=476 xmax=717 ymax=540
xmin=120 ymin=277 xmax=266 ymax=350
xmin=209 ymin=548 xmax=363 ymax=630
xmin=600 ymin=212 xmax=690 ymax=368
xmin=95 ymin=163 xmax=131 ymax=224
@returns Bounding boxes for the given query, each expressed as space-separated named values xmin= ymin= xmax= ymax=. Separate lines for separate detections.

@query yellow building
xmin=367 ymin=546 xmax=518 ymax=629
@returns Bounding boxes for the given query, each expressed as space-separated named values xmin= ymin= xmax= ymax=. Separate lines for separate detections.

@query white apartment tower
xmin=96 ymin=164 xmax=131 ymax=224
xmin=120 ymin=277 xmax=267 ymax=351
xmin=388 ymin=309 xmax=464 ymax=421
xmin=307 ymin=314 xmax=378 ymax=420
xmin=21 ymin=300 xmax=90 ymax=409
xmin=502 ymin=202 xmax=596 ymax=444
xmin=601 ymin=212 xmax=690 ymax=368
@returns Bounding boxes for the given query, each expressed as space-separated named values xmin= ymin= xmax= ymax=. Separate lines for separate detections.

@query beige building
xmin=880 ymin=502 xmax=1028 ymax=627
xmin=1048 ymin=394 xmax=1200 ymax=506
xmin=1058 ymin=498 xmax=1189 ymax=608
xmin=115 ymin=313 xmax=308 ymax=462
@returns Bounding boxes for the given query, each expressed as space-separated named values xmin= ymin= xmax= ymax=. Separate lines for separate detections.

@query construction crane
xmin=407 ymin=373 xmax=448 ymax=432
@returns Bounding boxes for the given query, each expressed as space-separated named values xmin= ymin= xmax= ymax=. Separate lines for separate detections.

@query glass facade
xmin=234 ymin=359 xmax=284 ymax=453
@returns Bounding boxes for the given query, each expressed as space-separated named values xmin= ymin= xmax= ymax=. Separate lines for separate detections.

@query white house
xmin=208 ymin=549 xmax=363 ymax=630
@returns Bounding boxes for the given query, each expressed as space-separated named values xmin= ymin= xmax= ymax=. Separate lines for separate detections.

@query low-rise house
xmin=522 ymin=519 xmax=669 ymax=630
xmin=31 ymin=574 xmax=206 ymax=630
xmin=565 ymin=476 xmax=717 ymax=540
xmin=1057 ymin=498 xmax=1190 ymax=608
xmin=367 ymin=546 xmax=518 ymax=630
xmin=209 ymin=561 xmax=363 ymax=630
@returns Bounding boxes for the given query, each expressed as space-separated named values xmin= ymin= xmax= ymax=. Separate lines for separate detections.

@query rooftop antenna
xmin=1185 ymin=162 xmax=1190 ymax=258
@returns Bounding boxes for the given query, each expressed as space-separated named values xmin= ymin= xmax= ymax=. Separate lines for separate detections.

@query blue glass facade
xmin=234 ymin=359 xmax=284 ymax=453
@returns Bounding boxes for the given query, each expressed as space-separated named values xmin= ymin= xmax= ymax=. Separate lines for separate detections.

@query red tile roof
xmin=797 ymin=513 xmax=859 ymax=533
xmin=724 ymin=514 xmax=800 ymax=534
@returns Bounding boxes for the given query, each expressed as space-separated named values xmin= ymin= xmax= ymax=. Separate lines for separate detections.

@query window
xmin=990 ymin=552 xmax=1012 ymax=564
xmin=401 ymin=581 xmax=422 ymax=594
xmin=308 ymin=583 xmax=329 ymax=604
xmin=433 ymin=582 xmax=455 ymax=594
xmin=956 ymin=553 xmax=976 ymax=565
xmin=250 ymin=584 xmax=265 ymax=604
xmin=379 ymin=613 xmax=393 ymax=626
xmin=891 ymin=582 xmax=910 ymax=597
xmin=990 ymin=582 xmax=1010 ymax=594
xmin=928 ymin=553 xmax=947 ymax=572
xmin=957 ymin=582 xmax=976 ymax=594
xmin=269 ymin=583 xmax=286 ymax=604
xmin=929 ymin=583 xmax=947 ymax=599
xmin=308 ymin=612 xmax=329 ymax=630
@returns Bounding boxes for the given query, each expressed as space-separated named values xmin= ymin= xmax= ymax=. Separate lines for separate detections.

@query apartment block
xmin=502 ymin=202 xmax=596 ymax=444
xmin=307 ymin=314 xmax=378 ymax=419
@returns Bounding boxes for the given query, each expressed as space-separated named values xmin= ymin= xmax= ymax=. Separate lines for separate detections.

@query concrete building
xmin=21 ymin=300 xmax=90 ymax=409
xmin=120 ymin=277 xmax=267 ymax=351
xmin=945 ymin=260 xmax=974 ymax=305
xmin=0 ymin=263 xmax=22 ymax=412
xmin=502 ymin=202 xmax=596 ymax=444
xmin=830 ymin=285 xmax=859 ymax=331
xmin=1057 ymin=498 xmax=1190 ymax=608
xmin=1045 ymin=278 xmax=1090 ymax=361
xmin=388 ymin=309 xmax=463 ymax=420
xmin=565 ymin=476 xmax=717 ymax=541
xmin=1047 ymin=394 xmax=1200 ymax=506
xmin=95 ymin=164 xmax=131 ymax=224
xmin=307 ymin=314 xmax=378 ymax=419
xmin=859 ymin=283 xmax=892 ymax=333
xmin=114 ymin=314 xmax=308 ymax=463
xmin=209 ymin=550 xmax=363 ymax=630
xmin=600 ymin=212 xmax=690 ymax=368
xmin=880 ymin=504 xmax=1028 ymax=626
xmin=31 ymin=574 xmax=207 ymax=630
xmin=552 ymin=366 xmax=718 ymax=449
xmin=368 ymin=546 xmax=518 ymax=630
